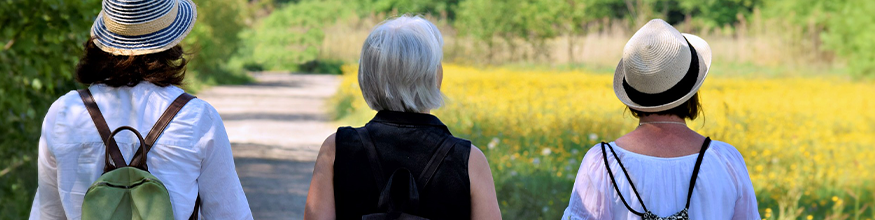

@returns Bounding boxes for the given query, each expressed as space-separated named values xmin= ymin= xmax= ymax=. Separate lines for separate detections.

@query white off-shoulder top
xmin=31 ymin=83 xmax=252 ymax=220
xmin=562 ymin=140 xmax=760 ymax=220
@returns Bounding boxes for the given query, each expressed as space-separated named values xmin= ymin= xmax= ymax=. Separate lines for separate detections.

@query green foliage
xmin=235 ymin=0 xmax=352 ymax=71
xmin=454 ymin=0 xmax=507 ymax=49
xmin=0 ymin=0 xmax=255 ymax=217
xmin=299 ymin=59 xmax=345 ymax=74
xmin=456 ymin=0 xmax=615 ymax=61
xmin=0 ymin=0 xmax=99 ymax=218
xmin=761 ymin=0 xmax=875 ymax=77
xmin=677 ymin=0 xmax=761 ymax=28
xmin=183 ymin=0 xmax=254 ymax=92
xmin=820 ymin=0 xmax=875 ymax=78
xmin=351 ymin=0 xmax=460 ymax=18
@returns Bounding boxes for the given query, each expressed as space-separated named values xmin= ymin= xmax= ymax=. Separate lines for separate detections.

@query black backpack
xmin=355 ymin=127 xmax=460 ymax=220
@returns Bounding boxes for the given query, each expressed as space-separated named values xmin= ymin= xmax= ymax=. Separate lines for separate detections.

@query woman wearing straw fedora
xmin=562 ymin=19 xmax=759 ymax=220
xmin=31 ymin=0 xmax=252 ymax=219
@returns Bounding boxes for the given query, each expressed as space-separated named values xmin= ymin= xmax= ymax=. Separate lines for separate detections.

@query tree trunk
xmin=567 ymin=33 xmax=574 ymax=64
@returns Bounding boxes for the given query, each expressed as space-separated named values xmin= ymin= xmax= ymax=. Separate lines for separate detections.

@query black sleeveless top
xmin=334 ymin=111 xmax=472 ymax=219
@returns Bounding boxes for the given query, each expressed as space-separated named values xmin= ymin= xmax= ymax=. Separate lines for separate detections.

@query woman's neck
xmin=638 ymin=114 xmax=686 ymax=124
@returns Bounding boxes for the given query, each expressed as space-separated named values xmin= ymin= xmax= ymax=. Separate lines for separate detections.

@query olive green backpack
xmin=77 ymin=89 xmax=200 ymax=220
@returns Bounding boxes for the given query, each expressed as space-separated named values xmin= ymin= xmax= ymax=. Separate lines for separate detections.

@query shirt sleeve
xmin=562 ymin=146 xmax=613 ymax=220
xmin=35 ymin=99 xmax=67 ymax=220
xmin=727 ymin=146 xmax=761 ymax=220
xmin=195 ymin=106 xmax=253 ymax=219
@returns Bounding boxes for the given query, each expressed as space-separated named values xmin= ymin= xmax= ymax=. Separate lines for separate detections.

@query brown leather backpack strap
xmin=417 ymin=137 xmax=458 ymax=188
xmin=129 ymin=93 xmax=196 ymax=170
xmin=78 ymin=89 xmax=127 ymax=172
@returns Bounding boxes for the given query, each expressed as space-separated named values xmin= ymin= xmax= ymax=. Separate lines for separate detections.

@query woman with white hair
xmin=562 ymin=19 xmax=759 ymax=219
xmin=304 ymin=15 xmax=501 ymax=219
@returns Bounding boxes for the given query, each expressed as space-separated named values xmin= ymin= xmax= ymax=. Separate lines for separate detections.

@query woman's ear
xmin=437 ymin=64 xmax=444 ymax=89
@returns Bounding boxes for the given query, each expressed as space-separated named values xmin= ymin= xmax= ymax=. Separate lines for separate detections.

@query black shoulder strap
xmin=129 ymin=93 xmax=196 ymax=171
xmin=355 ymin=126 xmax=458 ymax=192
xmin=417 ymin=137 xmax=457 ymax=188
xmin=78 ymin=89 xmax=127 ymax=173
xmin=356 ymin=127 xmax=387 ymax=191
xmin=189 ymin=196 xmax=201 ymax=220
xmin=685 ymin=137 xmax=711 ymax=209
xmin=601 ymin=142 xmax=648 ymax=216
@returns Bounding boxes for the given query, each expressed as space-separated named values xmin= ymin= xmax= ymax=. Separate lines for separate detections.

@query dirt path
xmin=197 ymin=73 xmax=340 ymax=220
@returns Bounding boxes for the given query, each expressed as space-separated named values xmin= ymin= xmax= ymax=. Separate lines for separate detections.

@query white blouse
xmin=562 ymin=140 xmax=760 ymax=220
xmin=31 ymin=83 xmax=252 ymax=220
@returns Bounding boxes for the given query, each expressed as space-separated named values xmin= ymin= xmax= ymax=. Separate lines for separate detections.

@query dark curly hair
xmin=75 ymin=37 xmax=187 ymax=87
xmin=629 ymin=93 xmax=702 ymax=120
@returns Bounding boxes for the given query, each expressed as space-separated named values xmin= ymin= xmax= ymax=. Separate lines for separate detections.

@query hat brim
xmin=613 ymin=33 xmax=712 ymax=112
xmin=90 ymin=0 xmax=197 ymax=56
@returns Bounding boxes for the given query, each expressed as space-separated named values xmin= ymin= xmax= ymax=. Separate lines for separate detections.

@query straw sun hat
xmin=90 ymin=0 xmax=197 ymax=56
xmin=614 ymin=19 xmax=712 ymax=112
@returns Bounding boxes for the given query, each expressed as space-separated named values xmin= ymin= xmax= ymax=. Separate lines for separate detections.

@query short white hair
xmin=358 ymin=15 xmax=444 ymax=113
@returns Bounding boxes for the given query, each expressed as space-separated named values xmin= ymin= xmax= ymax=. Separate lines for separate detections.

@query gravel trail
xmin=197 ymin=73 xmax=340 ymax=220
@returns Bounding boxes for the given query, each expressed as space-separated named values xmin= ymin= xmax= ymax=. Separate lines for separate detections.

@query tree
xmin=183 ymin=0 xmax=254 ymax=91
xmin=455 ymin=0 xmax=513 ymax=63
xmin=353 ymin=0 xmax=461 ymax=19
xmin=556 ymin=0 xmax=620 ymax=63
xmin=237 ymin=0 xmax=353 ymax=71
xmin=0 ymin=0 xmax=100 ymax=218
xmin=676 ymin=0 xmax=761 ymax=29
xmin=821 ymin=0 xmax=875 ymax=77
xmin=761 ymin=0 xmax=875 ymax=77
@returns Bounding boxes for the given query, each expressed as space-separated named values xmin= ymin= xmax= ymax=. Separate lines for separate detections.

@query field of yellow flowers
xmin=331 ymin=64 xmax=875 ymax=220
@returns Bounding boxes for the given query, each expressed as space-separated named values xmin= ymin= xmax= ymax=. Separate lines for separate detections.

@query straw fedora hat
xmin=90 ymin=0 xmax=197 ymax=56
xmin=613 ymin=19 xmax=712 ymax=112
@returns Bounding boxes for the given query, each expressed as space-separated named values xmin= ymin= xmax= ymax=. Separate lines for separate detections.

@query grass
xmin=331 ymin=64 xmax=875 ymax=220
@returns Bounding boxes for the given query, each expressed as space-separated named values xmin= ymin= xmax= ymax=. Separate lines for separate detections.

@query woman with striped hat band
xmin=562 ymin=19 xmax=760 ymax=220
xmin=31 ymin=0 xmax=253 ymax=219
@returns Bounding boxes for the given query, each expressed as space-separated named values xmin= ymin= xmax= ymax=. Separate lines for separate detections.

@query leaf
xmin=31 ymin=78 xmax=42 ymax=90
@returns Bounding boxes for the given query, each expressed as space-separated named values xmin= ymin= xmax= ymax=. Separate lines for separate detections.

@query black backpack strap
xmin=376 ymin=168 xmax=420 ymax=216
xmin=685 ymin=137 xmax=711 ymax=209
xmin=78 ymin=89 xmax=127 ymax=173
xmin=355 ymin=127 xmax=387 ymax=191
xmin=601 ymin=142 xmax=648 ymax=216
xmin=130 ymin=93 xmax=196 ymax=171
xmin=417 ymin=137 xmax=457 ymax=188
xmin=189 ymin=195 xmax=201 ymax=220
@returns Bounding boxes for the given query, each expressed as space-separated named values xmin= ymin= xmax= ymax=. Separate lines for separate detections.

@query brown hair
xmin=75 ymin=38 xmax=187 ymax=87
xmin=629 ymin=93 xmax=702 ymax=120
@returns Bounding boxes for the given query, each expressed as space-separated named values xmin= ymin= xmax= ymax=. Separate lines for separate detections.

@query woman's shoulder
xmin=576 ymin=143 xmax=610 ymax=176
xmin=705 ymin=139 xmax=749 ymax=164
xmin=334 ymin=126 xmax=358 ymax=143
xmin=449 ymin=136 xmax=473 ymax=150
xmin=701 ymin=140 xmax=755 ymax=182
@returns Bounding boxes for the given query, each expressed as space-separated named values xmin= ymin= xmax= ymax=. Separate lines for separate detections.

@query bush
xmin=0 ymin=0 xmax=99 ymax=218
xmin=182 ymin=0 xmax=254 ymax=92
xmin=235 ymin=0 xmax=353 ymax=72
xmin=0 ymin=0 xmax=255 ymax=217
xmin=299 ymin=59 xmax=345 ymax=74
